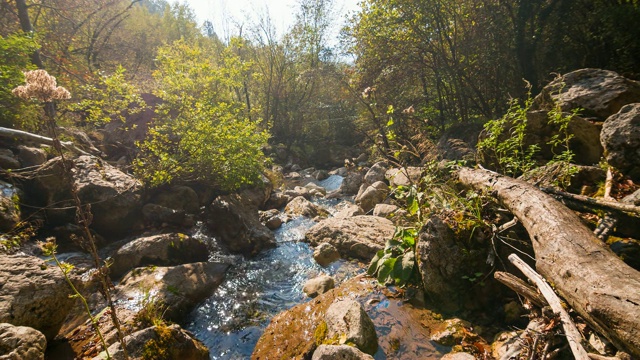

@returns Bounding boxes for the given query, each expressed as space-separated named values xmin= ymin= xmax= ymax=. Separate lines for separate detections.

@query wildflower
xmin=12 ymin=69 xmax=71 ymax=102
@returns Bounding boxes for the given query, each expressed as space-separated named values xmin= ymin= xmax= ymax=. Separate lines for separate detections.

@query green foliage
xmin=134 ymin=40 xmax=269 ymax=190
xmin=67 ymin=66 xmax=145 ymax=126
xmin=477 ymin=90 xmax=540 ymax=177
xmin=368 ymin=227 xmax=417 ymax=286
xmin=134 ymin=288 xmax=167 ymax=328
xmin=0 ymin=33 xmax=40 ymax=130
xmin=545 ymin=88 xmax=580 ymax=189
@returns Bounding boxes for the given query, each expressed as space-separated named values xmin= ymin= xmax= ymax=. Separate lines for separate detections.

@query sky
xmin=180 ymin=0 xmax=361 ymax=41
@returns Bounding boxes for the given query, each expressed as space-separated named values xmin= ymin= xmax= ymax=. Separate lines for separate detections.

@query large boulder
xmin=0 ymin=323 xmax=47 ymax=360
xmin=363 ymin=162 xmax=388 ymax=185
xmin=116 ymin=262 xmax=229 ymax=322
xmin=0 ymin=255 xmax=75 ymax=340
xmin=94 ymin=324 xmax=209 ymax=360
xmin=385 ymin=167 xmax=423 ymax=187
xmin=339 ymin=171 xmax=364 ymax=195
xmin=206 ymin=194 xmax=276 ymax=256
xmin=324 ymin=299 xmax=378 ymax=355
xmin=416 ymin=216 xmax=465 ymax=312
xmin=285 ymin=196 xmax=325 ymax=218
xmin=302 ymin=275 xmax=335 ymax=298
xmin=0 ymin=149 xmax=20 ymax=170
xmin=73 ymin=156 xmax=143 ymax=236
xmin=108 ymin=233 xmax=209 ymax=279
xmin=332 ymin=202 xmax=364 ymax=219
xmin=16 ymin=145 xmax=46 ymax=168
xmin=141 ymin=203 xmax=193 ymax=227
xmin=305 ymin=216 xmax=395 ymax=261
xmin=354 ymin=181 xmax=388 ymax=214
xmin=239 ymin=174 xmax=274 ymax=209
xmin=27 ymin=156 xmax=143 ymax=236
xmin=533 ymin=69 xmax=640 ymax=120
xmin=312 ymin=345 xmax=374 ymax=360
xmin=0 ymin=181 xmax=20 ymax=232
xmin=150 ymin=185 xmax=200 ymax=214
xmin=601 ymin=103 xmax=640 ymax=180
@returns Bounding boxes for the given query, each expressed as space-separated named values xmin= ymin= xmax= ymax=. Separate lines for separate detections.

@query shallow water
xmin=185 ymin=176 xmax=364 ymax=360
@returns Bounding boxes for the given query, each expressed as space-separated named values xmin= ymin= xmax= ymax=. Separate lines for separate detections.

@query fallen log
xmin=458 ymin=167 xmax=640 ymax=357
xmin=0 ymin=126 xmax=90 ymax=156
xmin=494 ymin=271 xmax=547 ymax=308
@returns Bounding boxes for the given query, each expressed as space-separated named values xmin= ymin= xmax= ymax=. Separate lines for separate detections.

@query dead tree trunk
xmin=458 ymin=167 xmax=640 ymax=357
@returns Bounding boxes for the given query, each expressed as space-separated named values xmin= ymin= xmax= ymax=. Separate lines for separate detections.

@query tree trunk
xmin=458 ymin=167 xmax=640 ymax=357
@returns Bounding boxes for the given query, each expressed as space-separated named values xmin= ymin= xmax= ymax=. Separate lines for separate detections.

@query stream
xmin=185 ymin=175 xmax=365 ymax=359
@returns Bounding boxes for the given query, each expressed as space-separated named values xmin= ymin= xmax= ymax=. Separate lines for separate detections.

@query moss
xmin=142 ymin=325 xmax=174 ymax=360
xmin=314 ymin=321 xmax=327 ymax=345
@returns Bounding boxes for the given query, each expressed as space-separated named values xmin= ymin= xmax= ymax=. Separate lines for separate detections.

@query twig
xmin=508 ymin=254 xmax=590 ymax=360
xmin=0 ymin=126 xmax=91 ymax=156
xmin=540 ymin=187 xmax=640 ymax=217
xmin=495 ymin=271 xmax=548 ymax=308
xmin=604 ymin=167 xmax=614 ymax=202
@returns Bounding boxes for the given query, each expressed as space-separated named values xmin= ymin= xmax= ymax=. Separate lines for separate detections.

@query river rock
xmin=305 ymin=183 xmax=327 ymax=197
xmin=285 ymin=196 xmax=324 ymax=218
xmin=363 ymin=162 xmax=388 ymax=185
xmin=0 ymin=255 xmax=75 ymax=340
xmin=325 ymin=299 xmax=378 ymax=355
xmin=385 ymin=167 xmax=423 ymax=187
xmin=355 ymin=181 xmax=388 ymax=214
xmin=372 ymin=204 xmax=399 ymax=218
xmin=285 ymin=186 xmax=312 ymax=200
xmin=303 ymin=275 xmax=335 ymax=298
xmin=207 ymin=194 xmax=276 ymax=256
xmin=16 ymin=145 xmax=46 ymax=167
xmin=533 ymin=68 xmax=640 ymax=120
xmin=416 ymin=216 xmax=465 ymax=312
xmin=0 ymin=323 xmax=47 ymax=360
xmin=332 ymin=202 xmax=364 ymax=218
xmin=73 ymin=156 xmax=143 ymax=236
xmin=0 ymin=149 xmax=20 ymax=170
xmin=311 ymin=345 xmax=374 ymax=360
xmin=305 ymin=215 xmax=395 ymax=261
xmin=0 ymin=181 xmax=20 ymax=232
xmin=313 ymin=242 xmax=341 ymax=266
xmin=239 ymin=174 xmax=273 ymax=209
xmin=116 ymin=262 xmax=229 ymax=321
xmin=142 ymin=203 xmax=192 ymax=227
xmin=94 ymin=324 xmax=209 ymax=360
xmin=264 ymin=190 xmax=289 ymax=210
xmin=601 ymin=103 xmax=640 ymax=180
xmin=430 ymin=318 xmax=472 ymax=346
xmin=314 ymin=170 xmax=329 ymax=181
xmin=331 ymin=167 xmax=348 ymax=177
xmin=150 ymin=185 xmax=200 ymax=214
xmin=108 ymin=233 xmax=208 ymax=279
xmin=441 ymin=353 xmax=476 ymax=360
xmin=260 ymin=210 xmax=283 ymax=230
xmin=339 ymin=171 xmax=364 ymax=195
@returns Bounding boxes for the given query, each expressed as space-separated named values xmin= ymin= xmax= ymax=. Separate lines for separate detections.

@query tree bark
xmin=458 ymin=167 xmax=640 ymax=357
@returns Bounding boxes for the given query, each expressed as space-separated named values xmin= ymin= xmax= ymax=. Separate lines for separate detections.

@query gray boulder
xmin=305 ymin=182 xmax=327 ymax=197
xmin=314 ymin=170 xmax=329 ymax=181
xmin=116 ymin=262 xmax=228 ymax=322
xmin=306 ymin=215 xmax=395 ymax=261
xmin=0 ymin=149 xmax=20 ymax=170
xmin=0 ymin=255 xmax=74 ymax=340
xmin=0 ymin=323 xmax=46 ymax=360
xmin=533 ymin=68 xmax=640 ymax=120
xmin=16 ymin=145 xmax=46 ymax=167
xmin=333 ymin=202 xmax=364 ymax=219
xmin=142 ymin=203 xmax=193 ymax=227
xmin=285 ymin=196 xmax=324 ymax=218
xmin=355 ymin=181 xmax=388 ymax=214
xmin=339 ymin=171 xmax=364 ymax=195
xmin=325 ymin=299 xmax=378 ymax=355
xmin=601 ymin=103 xmax=640 ymax=180
xmin=150 ymin=185 xmax=200 ymax=214
xmin=372 ymin=204 xmax=399 ymax=218
xmin=302 ymin=275 xmax=335 ymax=298
xmin=385 ymin=167 xmax=423 ymax=187
xmin=417 ymin=216 xmax=465 ymax=312
xmin=363 ymin=162 xmax=388 ymax=184
xmin=108 ymin=233 xmax=209 ymax=279
xmin=313 ymin=242 xmax=341 ymax=266
xmin=264 ymin=190 xmax=289 ymax=210
xmin=284 ymin=186 xmax=312 ymax=200
xmin=312 ymin=345 xmax=374 ymax=360
xmin=207 ymin=194 xmax=276 ymax=256
xmin=94 ymin=324 xmax=209 ymax=360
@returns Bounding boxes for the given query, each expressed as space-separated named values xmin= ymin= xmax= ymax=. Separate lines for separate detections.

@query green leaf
xmin=367 ymin=250 xmax=385 ymax=275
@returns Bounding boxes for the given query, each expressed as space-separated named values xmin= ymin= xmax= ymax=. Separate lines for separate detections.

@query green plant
xmin=545 ymin=85 xmax=580 ymax=189
xmin=368 ymin=227 xmax=417 ymax=286
xmin=477 ymin=90 xmax=540 ymax=177
xmin=134 ymin=289 xmax=167 ymax=328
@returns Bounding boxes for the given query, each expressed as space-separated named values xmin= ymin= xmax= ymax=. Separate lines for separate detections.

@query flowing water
xmin=185 ymin=175 xmax=365 ymax=359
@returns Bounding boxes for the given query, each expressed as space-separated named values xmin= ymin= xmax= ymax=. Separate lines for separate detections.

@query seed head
xmin=12 ymin=69 xmax=71 ymax=102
